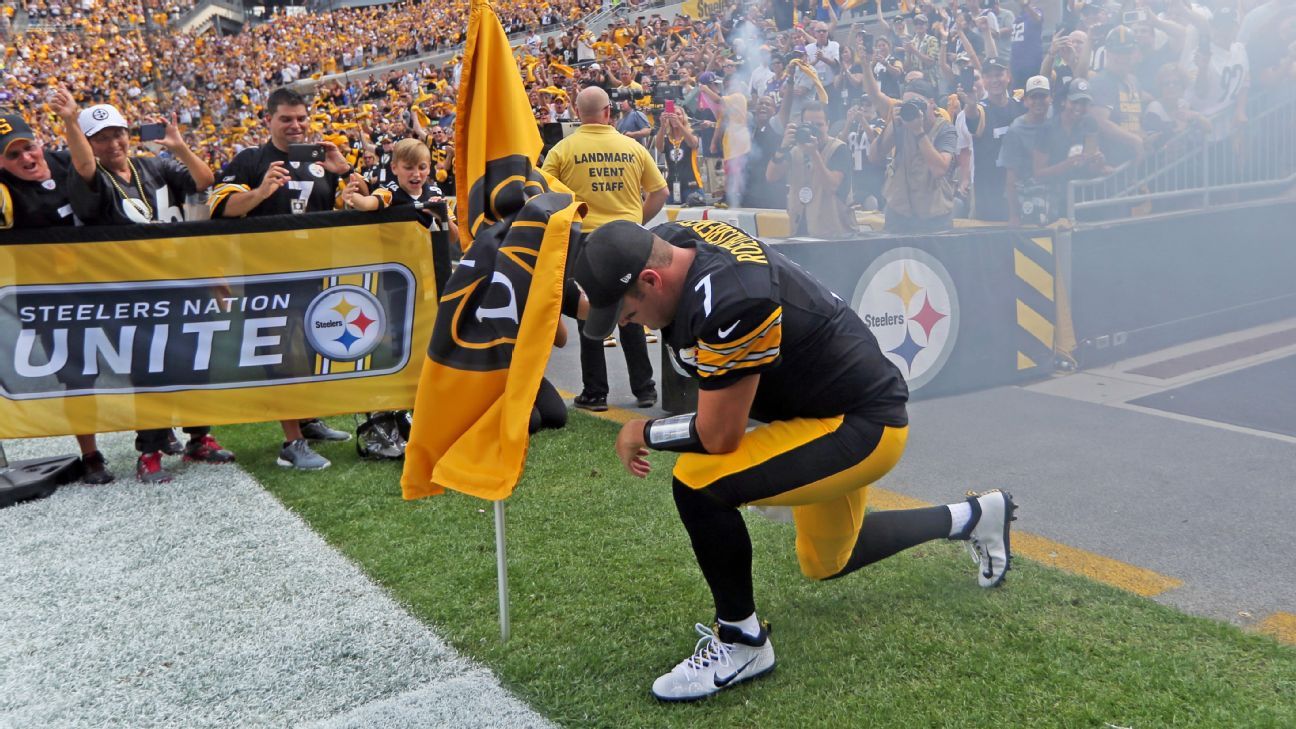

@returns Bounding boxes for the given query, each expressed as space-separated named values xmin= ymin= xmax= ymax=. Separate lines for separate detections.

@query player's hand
xmin=615 ymin=420 xmax=652 ymax=478
xmin=257 ymin=161 xmax=290 ymax=199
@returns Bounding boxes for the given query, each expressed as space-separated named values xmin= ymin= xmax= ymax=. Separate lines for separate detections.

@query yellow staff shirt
xmin=541 ymin=124 xmax=666 ymax=232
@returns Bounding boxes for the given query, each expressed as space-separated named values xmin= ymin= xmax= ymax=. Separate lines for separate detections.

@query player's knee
xmin=793 ymin=542 xmax=844 ymax=581
xmin=797 ymin=553 xmax=844 ymax=581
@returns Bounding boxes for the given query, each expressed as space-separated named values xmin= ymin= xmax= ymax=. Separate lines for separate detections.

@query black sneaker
xmin=635 ymin=389 xmax=658 ymax=408
xmin=183 ymin=434 xmax=237 ymax=464
xmin=573 ymin=393 xmax=608 ymax=412
xmin=163 ymin=429 xmax=184 ymax=456
xmin=81 ymin=450 xmax=115 ymax=485
xmin=300 ymin=419 xmax=352 ymax=442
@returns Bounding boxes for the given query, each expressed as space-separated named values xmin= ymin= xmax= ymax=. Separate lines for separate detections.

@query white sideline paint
xmin=0 ymin=433 xmax=553 ymax=729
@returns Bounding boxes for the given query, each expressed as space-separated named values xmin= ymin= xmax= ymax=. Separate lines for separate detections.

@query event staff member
xmin=51 ymin=89 xmax=237 ymax=484
xmin=0 ymin=111 xmax=114 ymax=485
xmin=652 ymin=109 xmax=702 ymax=206
xmin=766 ymin=100 xmax=855 ymax=238
xmin=957 ymin=59 xmax=1023 ymax=222
xmin=208 ymin=86 xmax=355 ymax=472
xmin=541 ymin=86 xmax=666 ymax=412
xmin=869 ymin=80 xmax=959 ymax=234
xmin=572 ymin=219 xmax=1016 ymax=702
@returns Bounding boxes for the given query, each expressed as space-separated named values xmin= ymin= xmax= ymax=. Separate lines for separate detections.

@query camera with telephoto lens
xmin=898 ymin=98 xmax=927 ymax=122
xmin=609 ymin=88 xmax=645 ymax=103
xmin=795 ymin=123 xmax=817 ymax=145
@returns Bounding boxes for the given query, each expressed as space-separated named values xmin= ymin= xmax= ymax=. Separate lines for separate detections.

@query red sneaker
xmin=136 ymin=451 xmax=173 ymax=483
xmin=183 ymin=434 xmax=236 ymax=464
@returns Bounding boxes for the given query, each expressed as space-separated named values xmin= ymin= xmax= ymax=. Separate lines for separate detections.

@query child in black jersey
xmin=341 ymin=138 xmax=459 ymax=244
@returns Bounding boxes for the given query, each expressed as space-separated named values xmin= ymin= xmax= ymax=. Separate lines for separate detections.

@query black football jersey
xmin=66 ymin=154 xmax=197 ymax=225
xmin=373 ymin=179 xmax=449 ymax=228
xmin=381 ymin=179 xmax=444 ymax=207
xmin=654 ymin=219 xmax=908 ymax=426
xmin=0 ymin=149 xmax=77 ymax=229
xmin=210 ymin=143 xmax=342 ymax=217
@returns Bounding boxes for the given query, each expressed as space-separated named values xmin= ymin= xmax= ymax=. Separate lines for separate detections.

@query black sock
xmin=672 ymin=479 xmax=755 ymax=622
xmin=828 ymin=506 xmax=954 ymax=580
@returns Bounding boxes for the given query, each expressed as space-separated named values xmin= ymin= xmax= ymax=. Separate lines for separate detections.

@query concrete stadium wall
xmin=1066 ymin=199 xmax=1296 ymax=366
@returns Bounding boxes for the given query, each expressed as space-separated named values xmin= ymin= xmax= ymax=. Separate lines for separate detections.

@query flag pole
xmin=494 ymin=499 xmax=510 ymax=641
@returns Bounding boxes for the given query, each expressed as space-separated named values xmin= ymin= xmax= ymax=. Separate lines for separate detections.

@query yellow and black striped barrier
xmin=1014 ymin=230 xmax=1076 ymax=372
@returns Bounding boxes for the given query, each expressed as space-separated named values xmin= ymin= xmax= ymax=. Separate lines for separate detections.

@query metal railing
xmin=1066 ymin=91 xmax=1296 ymax=222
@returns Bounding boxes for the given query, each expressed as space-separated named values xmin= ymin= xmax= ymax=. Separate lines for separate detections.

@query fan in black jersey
xmin=0 ymin=111 xmax=117 ymax=485
xmin=0 ymin=114 xmax=77 ymax=229
xmin=341 ymin=138 xmax=459 ymax=242
xmin=206 ymin=88 xmax=356 ymax=471
xmin=54 ymin=90 xmax=239 ymax=484
xmin=207 ymin=87 xmax=353 ymax=219
xmin=572 ymin=219 xmax=1018 ymax=702
xmin=51 ymin=91 xmax=213 ymax=225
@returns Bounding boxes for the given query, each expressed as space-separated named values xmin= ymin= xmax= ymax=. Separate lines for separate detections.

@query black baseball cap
xmin=984 ymin=58 xmax=1009 ymax=73
xmin=1066 ymin=77 xmax=1093 ymax=102
xmin=573 ymin=220 xmax=654 ymax=339
xmin=0 ymin=114 xmax=35 ymax=153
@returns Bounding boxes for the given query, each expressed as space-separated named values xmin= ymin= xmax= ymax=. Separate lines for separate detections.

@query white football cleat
xmin=960 ymin=489 xmax=1017 ymax=588
xmin=651 ymin=622 xmax=775 ymax=702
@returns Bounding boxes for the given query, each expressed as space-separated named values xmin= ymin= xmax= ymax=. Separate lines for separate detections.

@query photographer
xmin=614 ymin=90 xmax=653 ymax=148
xmin=868 ymin=80 xmax=958 ymax=234
xmin=653 ymin=109 xmax=702 ymax=205
xmin=766 ymin=100 xmax=855 ymax=238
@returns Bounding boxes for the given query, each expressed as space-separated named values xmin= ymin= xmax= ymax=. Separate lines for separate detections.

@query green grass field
xmin=220 ymin=414 xmax=1296 ymax=728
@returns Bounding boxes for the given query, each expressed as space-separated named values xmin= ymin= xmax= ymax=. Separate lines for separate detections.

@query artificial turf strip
xmin=221 ymin=414 xmax=1296 ymax=729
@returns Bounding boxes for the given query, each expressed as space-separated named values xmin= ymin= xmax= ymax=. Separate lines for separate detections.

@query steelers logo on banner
xmin=304 ymin=284 xmax=386 ymax=361
xmin=851 ymin=247 xmax=959 ymax=392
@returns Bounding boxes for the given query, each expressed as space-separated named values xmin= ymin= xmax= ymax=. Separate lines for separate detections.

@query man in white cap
xmin=49 ymin=87 xmax=238 ymax=483
xmin=997 ymin=74 xmax=1052 ymax=225
xmin=54 ymin=91 xmax=213 ymax=225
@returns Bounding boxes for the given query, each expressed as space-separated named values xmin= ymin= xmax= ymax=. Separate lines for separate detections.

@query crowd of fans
xmin=0 ymin=0 xmax=1293 ymax=231
xmin=1 ymin=0 xmax=1292 ymax=483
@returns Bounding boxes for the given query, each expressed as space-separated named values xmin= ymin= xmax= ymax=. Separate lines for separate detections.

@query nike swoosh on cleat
xmin=713 ymin=657 xmax=757 ymax=687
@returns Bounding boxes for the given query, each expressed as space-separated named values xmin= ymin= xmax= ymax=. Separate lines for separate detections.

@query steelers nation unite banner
xmin=0 ymin=207 xmax=439 ymax=438
xmin=400 ymin=0 xmax=584 ymax=502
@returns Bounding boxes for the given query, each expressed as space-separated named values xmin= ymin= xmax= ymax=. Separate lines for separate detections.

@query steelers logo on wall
xmin=851 ymin=247 xmax=960 ymax=392
xmin=304 ymin=284 xmax=386 ymax=362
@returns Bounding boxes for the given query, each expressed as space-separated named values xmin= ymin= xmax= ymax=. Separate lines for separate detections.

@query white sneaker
xmin=960 ymin=490 xmax=1017 ymax=588
xmin=650 ymin=622 xmax=775 ymax=702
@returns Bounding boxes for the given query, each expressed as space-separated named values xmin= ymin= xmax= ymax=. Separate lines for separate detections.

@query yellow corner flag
xmin=401 ymin=0 xmax=584 ymax=502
